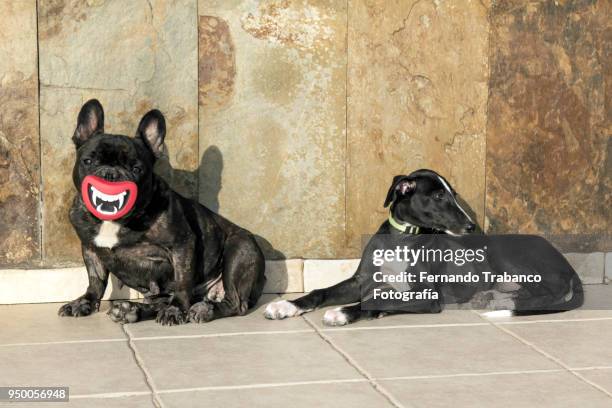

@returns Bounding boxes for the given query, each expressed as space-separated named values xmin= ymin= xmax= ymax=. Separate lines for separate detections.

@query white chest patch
xmin=94 ymin=221 xmax=121 ymax=248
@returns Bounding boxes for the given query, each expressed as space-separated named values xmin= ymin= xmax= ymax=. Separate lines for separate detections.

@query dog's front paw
xmin=188 ymin=301 xmax=214 ymax=323
xmin=156 ymin=305 xmax=186 ymax=326
xmin=58 ymin=297 xmax=97 ymax=317
xmin=264 ymin=300 xmax=303 ymax=320
xmin=108 ymin=301 xmax=141 ymax=324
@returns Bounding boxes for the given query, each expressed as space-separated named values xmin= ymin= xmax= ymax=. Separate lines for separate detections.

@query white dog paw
xmin=322 ymin=307 xmax=349 ymax=326
xmin=264 ymin=300 xmax=303 ymax=320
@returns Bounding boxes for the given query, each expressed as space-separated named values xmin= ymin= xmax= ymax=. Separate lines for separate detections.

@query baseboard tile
xmin=0 ymin=254 xmax=607 ymax=304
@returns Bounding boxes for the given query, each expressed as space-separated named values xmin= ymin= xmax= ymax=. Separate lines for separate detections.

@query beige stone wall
xmin=0 ymin=0 xmax=609 ymax=267
xmin=0 ymin=1 xmax=40 ymax=266
xmin=198 ymin=0 xmax=348 ymax=259
xmin=346 ymin=0 xmax=489 ymax=253
xmin=38 ymin=0 xmax=199 ymax=265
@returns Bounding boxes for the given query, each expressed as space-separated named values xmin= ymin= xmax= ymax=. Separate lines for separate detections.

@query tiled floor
xmin=1 ymin=287 xmax=612 ymax=408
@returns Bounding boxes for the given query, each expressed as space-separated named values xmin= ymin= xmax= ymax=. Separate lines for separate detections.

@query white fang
xmin=94 ymin=221 xmax=121 ymax=248
xmin=90 ymin=186 xmax=127 ymax=215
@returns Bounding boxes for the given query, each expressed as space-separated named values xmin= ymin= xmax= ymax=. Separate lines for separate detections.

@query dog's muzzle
xmin=81 ymin=175 xmax=138 ymax=220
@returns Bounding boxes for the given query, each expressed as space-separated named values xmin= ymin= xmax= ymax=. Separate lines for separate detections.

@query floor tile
xmin=504 ymin=320 xmax=612 ymax=368
xmin=577 ymin=368 xmax=612 ymax=394
xmin=69 ymin=395 xmax=153 ymax=408
xmin=380 ymin=371 xmax=612 ymax=408
xmin=580 ymin=284 xmax=612 ymax=309
xmin=325 ymin=325 xmax=558 ymax=378
xmin=0 ymin=342 xmax=149 ymax=396
xmin=159 ymin=382 xmax=393 ymax=408
xmin=133 ymin=332 xmax=361 ymax=390
xmin=126 ymin=295 xmax=312 ymax=339
xmin=0 ymin=302 xmax=124 ymax=345
xmin=6 ymin=395 xmax=156 ymax=408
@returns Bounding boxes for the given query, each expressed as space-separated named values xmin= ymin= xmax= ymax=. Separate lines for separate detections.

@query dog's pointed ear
xmin=136 ymin=109 xmax=166 ymax=158
xmin=384 ymin=175 xmax=416 ymax=208
xmin=73 ymin=99 xmax=104 ymax=147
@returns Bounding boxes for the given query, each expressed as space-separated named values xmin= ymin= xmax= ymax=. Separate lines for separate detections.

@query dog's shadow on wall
xmin=150 ymin=145 xmax=289 ymax=295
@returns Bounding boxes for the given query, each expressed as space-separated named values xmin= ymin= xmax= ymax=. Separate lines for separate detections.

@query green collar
xmin=388 ymin=213 xmax=421 ymax=235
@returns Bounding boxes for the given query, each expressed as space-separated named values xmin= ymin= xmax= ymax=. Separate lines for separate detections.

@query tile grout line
xmin=482 ymin=0 xmax=492 ymax=233
xmin=496 ymin=316 xmax=612 ymax=324
xmin=70 ymin=391 xmax=152 ymax=400
xmin=377 ymin=368 xmax=567 ymax=382
xmin=378 ymin=366 xmax=612 ymax=381
xmin=476 ymin=312 xmax=612 ymax=399
xmin=0 ymin=338 xmax=126 ymax=347
xmin=35 ymin=0 xmax=44 ymax=264
xmin=156 ymin=379 xmax=369 ymax=394
xmin=302 ymin=315 xmax=408 ymax=408
xmin=67 ymin=380 xmax=370 ymax=400
xmin=195 ymin=0 xmax=200 ymax=202
xmin=343 ymin=0 xmax=349 ymax=253
xmin=131 ymin=328 xmax=314 ymax=341
xmin=320 ymin=322 xmax=489 ymax=332
xmin=122 ymin=325 xmax=165 ymax=408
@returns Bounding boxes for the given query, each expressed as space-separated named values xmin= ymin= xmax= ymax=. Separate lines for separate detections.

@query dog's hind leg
xmin=264 ymin=276 xmax=361 ymax=320
xmin=188 ymin=285 xmax=249 ymax=323
xmin=189 ymin=234 xmax=266 ymax=323
xmin=512 ymin=275 xmax=584 ymax=315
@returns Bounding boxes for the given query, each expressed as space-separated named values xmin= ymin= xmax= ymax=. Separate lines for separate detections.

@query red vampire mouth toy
xmin=81 ymin=175 xmax=138 ymax=220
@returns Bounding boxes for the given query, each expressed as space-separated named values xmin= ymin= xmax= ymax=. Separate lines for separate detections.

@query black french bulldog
xmin=58 ymin=99 xmax=266 ymax=325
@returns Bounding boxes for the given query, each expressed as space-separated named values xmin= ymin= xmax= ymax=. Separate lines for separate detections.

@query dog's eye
xmin=433 ymin=191 xmax=445 ymax=201
xmin=132 ymin=166 xmax=142 ymax=174
xmin=83 ymin=158 xmax=92 ymax=165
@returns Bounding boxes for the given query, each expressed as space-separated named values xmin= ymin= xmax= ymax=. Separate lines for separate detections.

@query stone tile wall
xmin=0 ymin=1 xmax=40 ymax=266
xmin=198 ymin=0 xmax=348 ymax=259
xmin=486 ymin=0 xmax=610 ymax=251
xmin=38 ymin=0 xmax=198 ymax=265
xmin=345 ymin=0 xmax=489 ymax=253
xmin=0 ymin=0 xmax=609 ymax=266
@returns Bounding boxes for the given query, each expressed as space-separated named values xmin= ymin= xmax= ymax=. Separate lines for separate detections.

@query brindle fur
xmin=58 ymin=99 xmax=266 ymax=325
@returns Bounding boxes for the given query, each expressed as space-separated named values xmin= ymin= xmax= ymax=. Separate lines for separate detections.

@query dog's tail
xmin=561 ymin=274 xmax=585 ymax=311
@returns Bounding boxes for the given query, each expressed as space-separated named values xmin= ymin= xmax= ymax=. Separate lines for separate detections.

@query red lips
xmin=81 ymin=175 xmax=138 ymax=221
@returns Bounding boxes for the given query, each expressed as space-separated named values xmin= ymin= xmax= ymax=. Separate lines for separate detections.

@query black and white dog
xmin=265 ymin=169 xmax=583 ymax=325
xmin=58 ymin=99 xmax=266 ymax=325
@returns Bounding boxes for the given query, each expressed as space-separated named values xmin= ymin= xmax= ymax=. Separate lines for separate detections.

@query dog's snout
xmin=102 ymin=172 xmax=119 ymax=182
xmin=464 ymin=222 xmax=476 ymax=233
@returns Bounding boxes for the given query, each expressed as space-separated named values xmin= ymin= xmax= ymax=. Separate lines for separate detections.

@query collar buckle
xmin=388 ymin=214 xmax=420 ymax=235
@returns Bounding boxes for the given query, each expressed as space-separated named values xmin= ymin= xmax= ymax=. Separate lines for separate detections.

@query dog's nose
xmin=464 ymin=222 xmax=476 ymax=232
xmin=100 ymin=169 xmax=120 ymax=182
